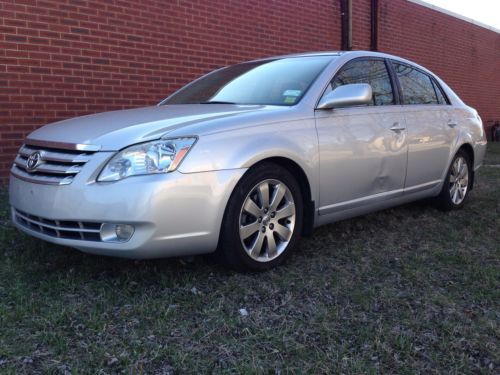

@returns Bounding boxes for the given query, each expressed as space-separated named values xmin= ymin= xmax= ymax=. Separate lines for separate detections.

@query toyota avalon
xmin=9 ymin=51 xmax=487 ymax=271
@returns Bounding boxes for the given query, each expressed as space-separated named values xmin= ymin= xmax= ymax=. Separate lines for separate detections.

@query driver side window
xmin=324 ymin=59 xmax=394 ymax=106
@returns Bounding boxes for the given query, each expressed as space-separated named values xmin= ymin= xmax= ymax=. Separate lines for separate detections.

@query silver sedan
xmin=9 ymin=51 xmax=487 ymax=271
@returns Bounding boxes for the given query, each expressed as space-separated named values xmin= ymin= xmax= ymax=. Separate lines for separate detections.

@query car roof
xmin=251 ymin=50 xmax=437 ymax=77
xmin=258 ymin=50 xmax=405 ymax=61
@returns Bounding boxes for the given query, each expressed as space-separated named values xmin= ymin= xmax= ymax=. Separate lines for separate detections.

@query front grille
xmin=14 ymin=208 xmax=102 ymax=241
xmin=11 ymin=142 xmax=97 ymax=185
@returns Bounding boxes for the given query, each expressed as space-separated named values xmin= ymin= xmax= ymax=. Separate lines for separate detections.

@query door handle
xmin=390 ymin=123 xmax=406 ymax=132
xmin=447 ymin=121 xmax=458 ymax=128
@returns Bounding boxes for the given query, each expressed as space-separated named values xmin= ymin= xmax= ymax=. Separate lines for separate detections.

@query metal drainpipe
xmin=341 ymin=0 xmax=352 ymax=50
xmin=371 ymin=0 xmax=379 ymax=51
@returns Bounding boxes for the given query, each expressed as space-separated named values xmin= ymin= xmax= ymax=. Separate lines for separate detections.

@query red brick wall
xmin=1 ymin=0 xmax=499 ymax=181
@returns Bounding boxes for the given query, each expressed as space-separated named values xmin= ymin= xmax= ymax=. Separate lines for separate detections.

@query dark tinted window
xmin=393 ymin=62 xmax=439 ymax=105
xmin=163 ymin=56 xmax=334 ymax=106
xmin=324 ymin=59 xmax=394 ymax=106
xmin=432 ymin=79 xmax=448 ymax=104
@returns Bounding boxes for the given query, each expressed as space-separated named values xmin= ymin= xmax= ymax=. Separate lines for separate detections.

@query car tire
xmin=434 ymin=149 xmax=472 ymax=211
xmin=218 ymin=162 xmax=303 ymax=272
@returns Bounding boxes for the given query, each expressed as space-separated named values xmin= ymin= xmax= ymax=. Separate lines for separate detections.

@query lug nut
xmin=261 ymin=227 xmax=266 ymax=233
xmin=270 ymin=212 xmax=275 ymax=218
xmin=264 ymin=208 xmax=268 ymax=213
xmin=269 ymin=223 xmax=274 ymax=230
xmin=258 ymin=217 xmax=262 ymax=223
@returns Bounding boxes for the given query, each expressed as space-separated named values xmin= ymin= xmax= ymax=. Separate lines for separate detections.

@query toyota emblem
xmin=26 ymin=151 xmax=42 ymax=171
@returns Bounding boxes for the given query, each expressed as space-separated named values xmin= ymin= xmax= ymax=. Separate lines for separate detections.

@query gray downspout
xmin=341 ymin=0 xmax=352 ymax=50
xmin=371 ymin=0 xmax=379 ymax=51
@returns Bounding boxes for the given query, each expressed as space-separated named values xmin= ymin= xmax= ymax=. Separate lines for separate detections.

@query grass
xmin=484 ymin=142 xmax=500 ymax=166
xmin=0 ymin=145 xmax=499 ymax=373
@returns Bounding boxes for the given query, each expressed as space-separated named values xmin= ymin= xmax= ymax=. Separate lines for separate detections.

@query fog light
xmin=100 ymin=223 xmax=135 ymax=243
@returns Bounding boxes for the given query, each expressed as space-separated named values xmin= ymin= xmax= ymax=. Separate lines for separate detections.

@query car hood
xmin=27 ymin=104 xmax=289 ymax=150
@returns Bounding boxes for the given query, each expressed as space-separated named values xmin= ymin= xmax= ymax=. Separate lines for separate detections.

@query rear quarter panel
xmin=453 ymin=106 xmax=487 ymax=171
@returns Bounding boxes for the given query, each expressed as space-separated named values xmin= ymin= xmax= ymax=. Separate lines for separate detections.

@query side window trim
xmin=318 ymin=56 xmax=397 ymax=108
xmin=385 ymin=58 xmax=402 ymax=105
xmin=431 ymin=77 xmax=451 ymax=105
xmin=430 ymin=78 xmax=442 ymax=104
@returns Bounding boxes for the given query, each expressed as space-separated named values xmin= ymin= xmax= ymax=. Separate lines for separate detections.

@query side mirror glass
xmin=317 ymin=83 xmax=373 ymax=109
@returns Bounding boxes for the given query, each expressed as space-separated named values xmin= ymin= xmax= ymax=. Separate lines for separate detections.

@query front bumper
xmin=9 ymin=161 xmax=246 ymax=258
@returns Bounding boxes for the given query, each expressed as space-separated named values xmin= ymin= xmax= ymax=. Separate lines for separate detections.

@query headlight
xmin=98 ymin=137 xmax=197 ymax=182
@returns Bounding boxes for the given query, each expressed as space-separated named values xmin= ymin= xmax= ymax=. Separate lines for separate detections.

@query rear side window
xmin=325 ymin=59 xmax=394 ymax=106
xmin=393 ymin=62 xmax=439 ymax=105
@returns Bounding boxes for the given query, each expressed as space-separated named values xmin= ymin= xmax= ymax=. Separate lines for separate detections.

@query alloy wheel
xmin=238 ymin=179 xmax=296 ymax=262
xmin=449 ymin=156 xmax=469 ymax=205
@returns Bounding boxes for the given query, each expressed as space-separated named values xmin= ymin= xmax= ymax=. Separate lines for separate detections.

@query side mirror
xmin=317 ymin=83 xmax=373 ymax=109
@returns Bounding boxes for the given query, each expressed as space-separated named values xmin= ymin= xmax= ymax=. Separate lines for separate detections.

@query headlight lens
xmin=98 ymin=137 xmax=197 ymax=182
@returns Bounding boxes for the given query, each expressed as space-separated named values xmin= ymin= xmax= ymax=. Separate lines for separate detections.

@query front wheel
xmin=435 ymin=150 xmax=472 ymax=211
xmin=218 ymin=163 xmax=303 ymax=271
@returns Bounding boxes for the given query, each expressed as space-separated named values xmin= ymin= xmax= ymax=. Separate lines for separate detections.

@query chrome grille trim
xmin=14 ymin=155 xmax=83 ymax=175
xmin=10 ymin=168 xmax=75 ymax=185
xmin=19 ymin=145 xmax=91 ymax=163
xmin=11 ymin=142 xmax=97 ymax=185
xmin=25 ymin=138 xmax=101 ymax=152
xmin=14 ymin=209 xmax=102 ymax=242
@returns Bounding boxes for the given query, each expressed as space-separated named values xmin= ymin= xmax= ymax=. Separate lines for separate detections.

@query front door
xmin=315 ymin=58 xmax=408 ymax=215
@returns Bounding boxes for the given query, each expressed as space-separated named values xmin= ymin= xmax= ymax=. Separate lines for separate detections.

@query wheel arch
xmin=249 ymin=157 xmax=315 ymax=236
xmin=458 ymin=142 xmax=474 ymax=165
xmin=457 ymin=142 xmax=475 ymax=189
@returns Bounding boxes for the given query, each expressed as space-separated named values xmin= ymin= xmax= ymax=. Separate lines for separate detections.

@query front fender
xmin=178 ymin=119 xmax=320 ymax=203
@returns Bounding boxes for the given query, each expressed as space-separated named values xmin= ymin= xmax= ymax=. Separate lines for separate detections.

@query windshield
xmin=162 ymin=56 xmax=335 ymax=106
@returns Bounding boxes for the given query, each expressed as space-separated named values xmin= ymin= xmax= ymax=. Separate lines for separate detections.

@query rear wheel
xmin=218 ymin=163 xmax=303 ymax=271
xmin=435 ymin=150 xmax=472 ymax=210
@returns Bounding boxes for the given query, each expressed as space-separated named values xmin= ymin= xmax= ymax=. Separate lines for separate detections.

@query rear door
xmin=391 ymin=61 xmax=455 ymax=191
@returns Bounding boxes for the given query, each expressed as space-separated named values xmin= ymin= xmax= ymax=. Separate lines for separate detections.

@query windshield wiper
xmin=199 ymin=101 xmax=237 ymax=105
